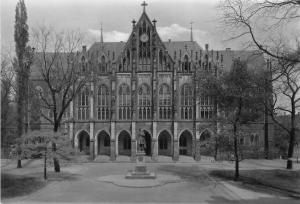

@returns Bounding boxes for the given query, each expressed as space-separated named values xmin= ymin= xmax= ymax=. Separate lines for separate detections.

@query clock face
xmin=140 ymin=33 xmax=149 ymax=42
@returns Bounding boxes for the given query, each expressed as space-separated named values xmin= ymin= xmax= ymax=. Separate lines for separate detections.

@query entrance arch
xmin=200 ymin=129 xmax=213 ymax=156
xmin=158 ymin=130 xmax=172 ymax=156
xmin=97 ymin=130 xmax=110 ymax=155
xmin=118 ymin=130 xmax=131 ymax=156
xmin=77 ymin=130 xmax=90 ymax=155
xmin=179 ymin=130 xmax=193 ymax=156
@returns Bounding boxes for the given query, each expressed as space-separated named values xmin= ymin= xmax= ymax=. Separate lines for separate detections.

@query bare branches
xmin=219 ymin=0 xmax=300 ymax=63
xmin=32 ymin=25 xmax=87 ymax=132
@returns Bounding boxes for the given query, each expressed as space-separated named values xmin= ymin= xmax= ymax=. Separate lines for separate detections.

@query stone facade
xmin=28 ymin=5 xmax=273 ymax=161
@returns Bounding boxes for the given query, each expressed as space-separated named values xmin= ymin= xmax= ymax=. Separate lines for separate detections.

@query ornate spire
xmin=100 ymin=22 xmax=103 ymax=43
xmin=190 ymin=21 xmax=194 ymax=42
xmin=141 ymin=1 xmax=148 ymax=13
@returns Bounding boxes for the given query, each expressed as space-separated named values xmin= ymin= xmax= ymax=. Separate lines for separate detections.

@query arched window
xmin=118 ymin=84 xmax=131 ymax=120
xmin=81 ymin=56 xmax=86 ymax=73
xmin=159 ymin=50 xmax=163 ymax=65
xmin=126 ymin=50 xmax=130 ymax=68
xmin=183 ymin=55 xmax=190 ymax=72
xmin=181 ymin=84 xmax=193 ymax=120
xmin=159 ymin=84 xmax=171 ymax=119
xmin=99 ymin=55 xmax=106 ymax=73
xmin=138 ymin=84 xmax=151 ymax=119
xmin=78 ymin=87 xmax=89 ymax=120
xmin=97 ymin=85 xmax=109 ymax=120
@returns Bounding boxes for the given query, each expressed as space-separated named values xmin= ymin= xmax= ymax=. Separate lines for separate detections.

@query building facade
xmin=30 ymin=4 xmax=273 ymax=161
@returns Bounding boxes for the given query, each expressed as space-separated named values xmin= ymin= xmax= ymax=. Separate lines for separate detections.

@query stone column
xmin=173 ymin=122 xmax=179 ymax=161
xmin=131 ymin=121 xmax=136 ymax=161
xmin=131 ymin=140 xmax=137 ymax=162
xmin=195 ymin=140 xmax=201 ymax=161
xmin=152 ymin=122 xmax=158 ymax=161
xmin=69 ymin=122 xmax=74 ymax=146
xmin=89 ymin=122 xmax=94 ymax=160
xmin=110 ymin=122 xmax=116 ymax=161
xmin=94 ymin=134 xmax=98 ymax=156
xmin=89 ymin=82 xmax=95 ymax=160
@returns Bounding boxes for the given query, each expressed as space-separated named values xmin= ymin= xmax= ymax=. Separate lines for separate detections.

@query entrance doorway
xmin=78 ymin=130 xmax=90 ymax=155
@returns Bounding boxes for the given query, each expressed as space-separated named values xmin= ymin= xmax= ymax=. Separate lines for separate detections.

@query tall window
xmin=181 ymin=84 xmax=193 ymax=120
xmin=81 ymin=56 xmax=87 ymax=73
xmin=138 ymin=84 xmax=151 ymax=119
xmin=99 ymin=55 xmax=106 ymax=73
xmin=78 ymin=87 xmax=89 ymax=120
xmin=118 ymin=84 xmax=131 ymax=120
xmin=97 ymin=85 xmax=109 ymax=120
xmin=159 ymin=84 xmax=171 ymax=119
xmin=199 ymin=94 xmax=214 ymax=119
xmin=182 ymin=55 xmax=190 ymax=72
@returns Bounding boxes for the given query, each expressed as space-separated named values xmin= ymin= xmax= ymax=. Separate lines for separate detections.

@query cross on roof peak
xmin=141 ymin=1 xmax=148 ymax=13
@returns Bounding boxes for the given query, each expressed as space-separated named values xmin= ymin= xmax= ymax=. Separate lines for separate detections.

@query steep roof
xmin=88 ymin=42 xmax=126 ymax=62
xmin=163 ymin=41 xmax=202 ymax=56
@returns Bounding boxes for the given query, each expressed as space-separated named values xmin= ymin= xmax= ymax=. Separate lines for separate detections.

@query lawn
xmin=1 ymin=171 xmax=79 ymax=199
xmin=1 ymin=173 xmax=46 ymax=199
xmin=210 ymin=169 xmax=300 ymax=196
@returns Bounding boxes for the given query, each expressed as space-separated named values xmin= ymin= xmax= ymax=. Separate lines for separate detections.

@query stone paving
xmin=2 ymin=158 xmax=300 ymax=203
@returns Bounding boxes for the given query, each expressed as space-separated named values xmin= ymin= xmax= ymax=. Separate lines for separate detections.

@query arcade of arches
xmin=74 ymin=128 xmax=214 ymax=161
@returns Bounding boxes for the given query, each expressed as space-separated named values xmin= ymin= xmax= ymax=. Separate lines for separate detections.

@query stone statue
xmin=137 ymin=130 xmax=146 ymax=152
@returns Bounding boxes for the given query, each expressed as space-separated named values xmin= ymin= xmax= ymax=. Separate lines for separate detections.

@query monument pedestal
xmin=125 ymin=151 xmax=156 ymax=179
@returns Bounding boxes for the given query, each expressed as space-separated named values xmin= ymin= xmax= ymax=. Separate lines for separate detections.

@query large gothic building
xmin=30 ymin=3 xmax=274 ymax=161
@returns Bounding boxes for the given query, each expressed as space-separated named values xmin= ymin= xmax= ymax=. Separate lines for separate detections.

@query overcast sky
xmin=1 ymin=0 xmax=244 ymax=53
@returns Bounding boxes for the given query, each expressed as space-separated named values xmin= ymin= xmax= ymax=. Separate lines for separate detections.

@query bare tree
xmin=262 ymin=52 xmax=300 ymax=169
xmin=219 ymin=0 xmax=300 ymax=62
xmin=199 ymin=59 xmax=263 ymax=180
xmin=31 ymin=25 xmax=88 ymax=172
xmin=219 ymin=0 xmax=300 ymax=169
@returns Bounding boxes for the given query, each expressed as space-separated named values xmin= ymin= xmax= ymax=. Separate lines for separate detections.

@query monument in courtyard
xmin=125 ymin=130 xmax=156 ymax=179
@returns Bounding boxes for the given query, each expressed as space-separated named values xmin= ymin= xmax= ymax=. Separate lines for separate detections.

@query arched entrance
xmin=78 ymin=130 xmax=90 ymax=155
xmin=200 ymin=129 xmax=213 ymax=156
xmin=179 ymin=130 xmax=193 ymax=156
xmin=142 ymin=130 xmax=152 ymax=156
xmin=118 ymin=130 xmax=131 ymax=156
xmin=158 ymin=130 xmax=172 ymax=156
xmin=97 ymin=131 xmax=110 ymax=155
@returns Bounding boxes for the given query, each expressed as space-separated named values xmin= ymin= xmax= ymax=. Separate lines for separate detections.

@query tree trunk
xmin=233 ymin=124 xmax=239 ymax=180
xmin=53 ymin=122 xmax=60 ymax=172
xmin=287 ymin=103 xmax=296 ymax=169
xmin=214 ymin=137 xmax=218 ymax=161
xmin=287 ymin=129 xmax=295 ymax=169
xmin=44 ymin=150 xmax=47 ymax=180
xmin=17 ymin=159 xmax=22 ymax=168
xmin=264 ymin=104 xmax=269 ymax=159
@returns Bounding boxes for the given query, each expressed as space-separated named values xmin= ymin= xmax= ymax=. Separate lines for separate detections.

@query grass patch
xmin=210 ymin=169 xmax=300 ymax=196
xmin=1 ymin=171 xmax=79 ymax=199
xmin=1 ymin=173 xmax=46 ymax=199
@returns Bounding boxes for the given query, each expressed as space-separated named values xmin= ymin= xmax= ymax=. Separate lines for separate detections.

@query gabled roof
xmin=163 ymin=41 xmax=203 ymax=61
xmin=88 ymin=42 xmax=126 ymax=62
